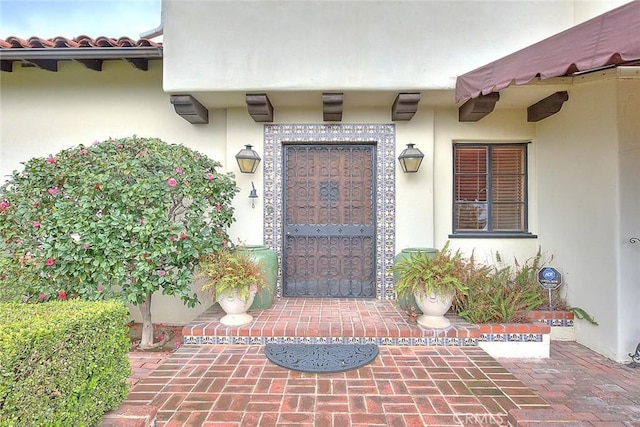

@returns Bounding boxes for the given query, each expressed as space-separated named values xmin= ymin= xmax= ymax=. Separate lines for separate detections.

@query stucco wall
xmin=536 ymin=79 xmax=620 ymax=360
xmin=617 ymin=77 xmax=640 ymax=361
xmin=162 ymin=0 xmax=575 ymax=93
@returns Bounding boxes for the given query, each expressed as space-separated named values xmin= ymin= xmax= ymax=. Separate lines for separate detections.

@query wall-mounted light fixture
xmin=398 ymin=143 xmax=424 ymax=173
xmin=249 ymin=182 xmax=258 ymax=209
xmin=235 ymin=145 xmax=261 ymax=173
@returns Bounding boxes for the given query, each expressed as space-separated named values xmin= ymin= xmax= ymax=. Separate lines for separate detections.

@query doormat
xmin=264 ymin=343 xmax=379 ymax=373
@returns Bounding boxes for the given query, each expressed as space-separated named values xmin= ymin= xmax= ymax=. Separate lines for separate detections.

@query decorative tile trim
xmin=184 ymin=335 xmax=480 ymax=347
xmin=538 ymin=319 xmax=575 ymax=327
xmin=263 ymin=124 xmax=396 ymax=299
xmin=478 ymin=333 xmax=545 ymax=343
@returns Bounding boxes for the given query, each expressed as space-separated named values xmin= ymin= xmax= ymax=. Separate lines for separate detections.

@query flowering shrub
xmin=0 ymin=136 xmax=239 ymax=347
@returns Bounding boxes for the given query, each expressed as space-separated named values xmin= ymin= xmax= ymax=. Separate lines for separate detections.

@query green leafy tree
xmin=0 ymin=136 xmax=239 ymax=349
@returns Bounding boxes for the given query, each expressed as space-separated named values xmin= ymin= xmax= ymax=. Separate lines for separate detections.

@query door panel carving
xmin=283 ymin=144 xmax=375 ymax=297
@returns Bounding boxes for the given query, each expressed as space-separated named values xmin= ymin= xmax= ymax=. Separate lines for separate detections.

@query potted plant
xmin=391 ymin=242 xmax=468 ymax=329
xmin=198 ymin=247 xmax=268 ymax=326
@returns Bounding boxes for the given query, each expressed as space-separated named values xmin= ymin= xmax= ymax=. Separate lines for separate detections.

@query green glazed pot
xmin=393 ymin=247 xmax=437 ymax=314
xmin=240 ymin=245 xmax=278 ymax=310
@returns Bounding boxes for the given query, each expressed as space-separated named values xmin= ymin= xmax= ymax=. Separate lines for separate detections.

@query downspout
xmin=140 ymin=5 xmax=164 ymax=39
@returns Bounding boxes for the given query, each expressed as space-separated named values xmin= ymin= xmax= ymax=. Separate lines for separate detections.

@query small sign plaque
xmin=537 ymin=267 xmax=562 ymax=290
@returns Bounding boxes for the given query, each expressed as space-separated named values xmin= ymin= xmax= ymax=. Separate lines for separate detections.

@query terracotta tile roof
xmin=0 ymin=35 xmax=162 ymax=72
xmin=0 ymin=35 xmax=161 ymax=49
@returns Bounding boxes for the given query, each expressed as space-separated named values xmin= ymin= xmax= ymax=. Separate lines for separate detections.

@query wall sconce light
xmin=235 ymin=144 xmax=261 ymax=173
xmin=398 ymin=143 xmax=424 ymax=173
xmin=249 ymin=182 xmax=258 ymax=209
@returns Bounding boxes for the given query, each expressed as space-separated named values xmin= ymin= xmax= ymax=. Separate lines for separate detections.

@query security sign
xmin=537 ymin=267 xmax=562 ymax=289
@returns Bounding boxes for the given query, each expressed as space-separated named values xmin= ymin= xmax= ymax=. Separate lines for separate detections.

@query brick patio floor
xmin=103 ymin=300 xmax=640 ymax=426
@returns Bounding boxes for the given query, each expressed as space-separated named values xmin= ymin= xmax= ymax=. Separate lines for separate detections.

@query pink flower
xmin=82 ymin=243 xmax=89 ymax=250
xmin=215 ymin=204 xmax=222 ymax=211
xmin=0 ymin=201 xmax=9 ymax=210
xmin=194 ymin=156 xmax=200 ymax=161
xmin=139 ymin=218 xmax=145 ymax=225
xmin=176 ymin=167 xmax=183 ymax=174
xmin=15 ymin=238 xmax=21 ymax=245
xmin=46 ymin=157 xmax=55 ymax=164
xmin=47 ymin=188 xmax=58 ymax=195
xmin=92 ymin=141 xmax=100 ymax=146
xmin=58 ymin=291 xmax=67 ymax=300
xmin=206 ymin=172 xmax=214 ymax=181
xmin=33 ymin=221 xmax=40 ymax=228
xmin=157 ymin=270 xmax=167 ymax=277
xmin=179 ymin=233 xmax=187 ymax=240
xmin=45 ymin=258 xmax=55 ymax=266
xmin=167 ymin=178 xmax=178 ymax=187
xmin=39 ymin=293 xmax=47 ymax=300
xmin=97 ymin=285 xmax=104 ymax=293
xmin=170 ymin=236 xmax=177 ymax=242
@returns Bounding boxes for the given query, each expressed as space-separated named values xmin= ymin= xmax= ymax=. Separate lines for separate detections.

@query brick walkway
xmin=500 ymin=342 xmax=640 ymax=426
xmin=107 ymin=343 xmax=640 ymax=427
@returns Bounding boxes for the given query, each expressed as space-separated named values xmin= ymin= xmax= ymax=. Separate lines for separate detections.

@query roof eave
xmin=0 ymin=47 xmax=163 ymax=61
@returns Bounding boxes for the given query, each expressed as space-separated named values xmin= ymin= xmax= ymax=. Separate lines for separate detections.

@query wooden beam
xmin=391 ymin=92 xmax=421 ymax=121
xmin=28 ymin=59 xmax=58 ymax=72
xmin=323 ymin=93 xmax=343 ymax=121
xmin=1 ymin=60 xmax=13 ymax=72
xmin=527 ymin=91 xmax=569 ymax=122
xmin=74 ymin=59 xmax=103 ymax=71
xmin=170 ymin=95 xmax=209 ymax=124
xmin=126 ymin=58 xmax=149 ymax=71
xmin=246 ymin=93 xmax=274 ymax=122
xmin=458 ymin=92 xmax=500 ymax=122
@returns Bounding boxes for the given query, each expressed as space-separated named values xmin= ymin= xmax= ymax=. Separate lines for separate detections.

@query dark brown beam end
xmin=246 ymin=93 xmax=274 ymax=122
xmin=458 ymin=92 xmax=500 ymax=122
xmin=170 ymin=95 xmax=209 ymax=124
xmin=126 ymin=58 xmax=149 ymax=71
xmin=323 ymin=93 xmax=344 ymax=121
xmin=527 ymin=91 xmax=569 ymax=122
xmin=28 ymin=59 xmax=58 ymax=72
xmin=75 ymin=59 xmax=103 ymax=71
xmin=1 ymin=60 xmax=13 ymax=72
xmin=392 ymin=92 xmax=421 ymax=121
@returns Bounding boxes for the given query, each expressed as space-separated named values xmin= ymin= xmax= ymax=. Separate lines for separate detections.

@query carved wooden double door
xmin=283 ymin=144 xmax=376 ymax=297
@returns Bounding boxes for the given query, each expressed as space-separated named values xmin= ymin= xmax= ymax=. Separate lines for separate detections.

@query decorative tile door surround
xmin=263 ymin=124 xmax=396 ymax=299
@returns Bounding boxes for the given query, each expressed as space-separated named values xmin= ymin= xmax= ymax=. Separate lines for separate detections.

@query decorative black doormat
xmin=264 ymin=343 xmax=379 ymax=373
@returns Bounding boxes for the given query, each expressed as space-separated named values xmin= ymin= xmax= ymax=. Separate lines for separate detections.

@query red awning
xmin=455 ymin=1 xmax=640 ymax=103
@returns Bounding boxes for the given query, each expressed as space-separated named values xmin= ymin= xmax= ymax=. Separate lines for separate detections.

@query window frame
xmin=449 ymin=141 xmax=536 ymax=239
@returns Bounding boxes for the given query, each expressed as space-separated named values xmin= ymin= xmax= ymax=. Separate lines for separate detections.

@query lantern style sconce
xmin=249 ymin=182 xmax=258 ymax=209
xmin=398 ymin=143 xmax=424 ymax=173
xmin=235 ymin=145 xmax=261 ymax=173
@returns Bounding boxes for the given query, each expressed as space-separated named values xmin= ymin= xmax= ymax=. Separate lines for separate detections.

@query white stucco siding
xmin=163 ymin=0 xmax=575 ymax=93
xmin=0 ymin=61 xmax=227 ymax=181
xmin=536 ymin=79 xmax=620 ymax=360
xmin=617 ymin=78 xmax=640 ymax=362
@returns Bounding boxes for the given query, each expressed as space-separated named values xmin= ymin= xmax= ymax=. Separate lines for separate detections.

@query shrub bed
xmin=0 ymin=300 xmax=130 ymax=426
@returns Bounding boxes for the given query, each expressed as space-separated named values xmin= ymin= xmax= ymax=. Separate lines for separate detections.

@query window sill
xmin=448 ymin=232 xmax=538 ymax=239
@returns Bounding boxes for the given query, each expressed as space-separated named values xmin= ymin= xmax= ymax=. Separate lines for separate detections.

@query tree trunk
xmin=138 ymin=293 xmax=155 ymax=350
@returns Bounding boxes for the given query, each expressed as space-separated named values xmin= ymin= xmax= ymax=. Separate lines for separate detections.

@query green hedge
xmin=0 ymin=300 xmax=130 ymax=426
